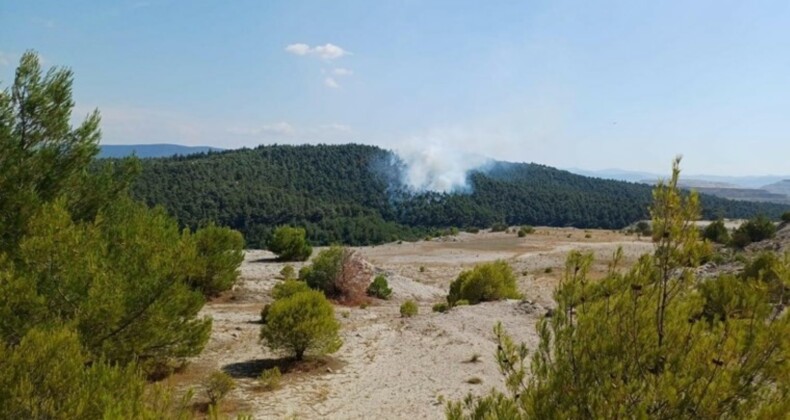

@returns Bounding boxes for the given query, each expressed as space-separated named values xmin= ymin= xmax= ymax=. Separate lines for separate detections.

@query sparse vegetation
xmin=299 ymin=245 xmax=372 ymax=303
xmin=490 ymin=222 xmax=508 ymax=232
xmin=280 ymin=264 xmax=296 ymax=280
xmin=269 ymin=226 xmax=313 ymax=261
xmin=258 ymin=367 xmax=282 ymax=391
xmin=782 ymin=211 xmax=790 ymax=223
xmin=204 ymin=370 xmax=235 ymax=407
xmin=367 ymin=274 xmax=393 ymax=299
xmin=446 ymin=158 xmax=790 ymax=419
xmin=517 ymin=225 xmax=535 ymax=237
xmin=400 ymin=300 xmax=419 ymax=317
xmin=260 ymin=289 xmax=342 ymax=360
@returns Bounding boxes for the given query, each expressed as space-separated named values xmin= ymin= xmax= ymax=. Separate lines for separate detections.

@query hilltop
xmin=124 ymin=144 xmax=789 ymax=248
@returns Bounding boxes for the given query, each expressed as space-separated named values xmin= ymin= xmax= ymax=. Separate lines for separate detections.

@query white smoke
xmin=395 ymin=141 xmax=491 ymax=194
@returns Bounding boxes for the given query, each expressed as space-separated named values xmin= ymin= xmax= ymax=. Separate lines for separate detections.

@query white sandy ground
xmin=169 ymin=229 xmax=654 ymax=419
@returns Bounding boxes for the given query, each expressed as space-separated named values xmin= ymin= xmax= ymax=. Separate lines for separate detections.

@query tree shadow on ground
xmin=250 ymin=256 xmax=280 ymax=264
xmin=222 ymin=356 xmax=345 ymax=379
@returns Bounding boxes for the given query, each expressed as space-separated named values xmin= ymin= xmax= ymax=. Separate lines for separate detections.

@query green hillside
xmin=126 ymin=144 xmax=789 ymax=247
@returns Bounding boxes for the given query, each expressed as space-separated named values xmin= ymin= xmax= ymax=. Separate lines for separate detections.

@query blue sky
xmin=2 ymin=0 xmax=790 ymax=175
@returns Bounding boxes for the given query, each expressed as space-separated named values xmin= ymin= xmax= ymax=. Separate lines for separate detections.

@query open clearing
xmin=168 ymin=228 xmax=653 ymax=419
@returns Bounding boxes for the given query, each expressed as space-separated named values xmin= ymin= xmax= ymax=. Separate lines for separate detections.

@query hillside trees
xmin=447 ymin=158 xmax=790 ymax=419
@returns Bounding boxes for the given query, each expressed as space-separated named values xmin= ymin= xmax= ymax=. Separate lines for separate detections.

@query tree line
xmin=124 ymin=144 xmax=790 ymax=249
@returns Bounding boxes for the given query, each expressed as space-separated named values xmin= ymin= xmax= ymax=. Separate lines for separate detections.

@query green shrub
xmin=400 ymin=300 xmax=418 ymax=317
xmin=419 ymin=266 xmax=426 ymax=273
xmin=271 ymin=279 xmax=311 ymax=300
xmin=635 ymin=220 xmax=652 ymax=236
xmin=584 ymin=233 xmax=592 ymax=239
xmin=432 ymin=302 xmax=449 ymax=313
xmin=518 ymin=226 xmax=535 ymax=237
xmin=454 ymin=299 xmax=470 ymax=306
xmin=280 ymin=265 xmax=296 ymax=280
xmin=367 ymin=274 xmax=393 ymax=299
xmin=544 ymin=267 xmax=553 ymax=274
xmin=268 ymin=226 xmax=313 ymax=261
xmin=189 ymin=223 xmax=244 ymax=297
xmin=258 ymin=367 xmax=282 ymax=391
xmin=260 ymin=290 xmax=341 ymax=360
xmin=299 ymin=245 xmax=345 ymax=296
xmin=447 ymin=261 xmax=521 ymax=306
xmin=203 ymin=370 xmax=235 ymax=407
xmin=702 ymin=219 xmax=730 ymax=244
xmin=732 ymin=215 xmax=776 ymax=248
xmin=466 ymin=227 xmax=480 ymax=234
xmin=782 ymin=211 xmax=790 ymax=223
xmin=260 ymin=304 xmax=270 ymax=324
xmin=491 ymin=222 xmax=508 ymax=232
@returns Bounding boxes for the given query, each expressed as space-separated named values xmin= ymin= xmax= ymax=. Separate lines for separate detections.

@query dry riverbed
xmin=167 ymin=228 xmax=653 ymax=419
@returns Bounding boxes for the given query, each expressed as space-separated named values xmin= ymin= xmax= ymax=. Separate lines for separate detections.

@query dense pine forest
xmin=125 ymin=144 xmax=789 ymax=248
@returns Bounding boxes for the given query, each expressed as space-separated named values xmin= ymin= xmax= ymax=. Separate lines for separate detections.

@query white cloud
xmin=285 ymin=43 xmax=350 ymax=60
xmin=324 ymin=77 xmax=340 ymax=89
xmin=285 ymin=43 xmax=311 ymax=56
xmin=322 ymin=123 xmax=352 ymax=132
xmin=227 ymin=121 xmax=295 ymax=137
xmin=332 ymin=67 xmax=353 ymax=76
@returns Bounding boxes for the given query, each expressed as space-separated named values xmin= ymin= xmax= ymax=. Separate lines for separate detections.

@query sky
xmin=2 ymin=0 xmax=790 ymax=175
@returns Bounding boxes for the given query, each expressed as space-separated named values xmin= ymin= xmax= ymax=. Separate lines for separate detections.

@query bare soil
xmin=167 ymin=228 xmax=653 ymax=419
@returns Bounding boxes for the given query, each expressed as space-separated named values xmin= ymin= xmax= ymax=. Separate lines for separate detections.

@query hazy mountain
xmin=99 ymin=144 xmax=223 ymax=159
xmin=569 ymin=168 xmax=790 ymax=189
xmin=762 ymin=180 xmax=790 ymax=196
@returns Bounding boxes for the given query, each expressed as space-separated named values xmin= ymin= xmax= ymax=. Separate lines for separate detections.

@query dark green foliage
xmin=447 ymin=261 xmax=521 ymax=306
xmin=702 ymin=218 xmax=730 ymax=244
xmin=125 ymin=145 xmax=788 ymax=247
xmin=741 ymin=252 xmax=786 ymax=304
xmin=782 ymin=211 xmax=790 ymax=223
xmin=432 ymin=302 xmax=449 ymax=313
xmin=367 ymin=274 xmax=393 ymax=299
xmin=280 ymin=264 xmax=296 ymax=280
xmin=300 ymin=245 xmax=346 ymax=296
xmin=732 ymin=215 xmax=777 ymax=248
xmin=490 ymin=222 xmax=508 ymax=232
xmin=517 ymin=225 xmax=534 ymax=237
xmin=268 ymin=226 xmax=312 ymax=261
xmin=634 ymin=220 xmax=652 ymax=236
xmin=400 ymin=300 xmax=418 ymax=317
xmin=189 ymin=223 xmax=244 ymax=297
xmin=260 ymin=289 xmax=342 ymax=360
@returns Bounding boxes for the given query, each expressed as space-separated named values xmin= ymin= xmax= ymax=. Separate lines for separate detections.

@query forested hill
xmin=125 ymin=144 xmax=789 ymax=247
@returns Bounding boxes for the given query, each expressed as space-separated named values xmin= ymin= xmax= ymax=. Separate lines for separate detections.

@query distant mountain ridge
xmin=99 ymin=144 xmax=223 ymax=158
xmin=569 ymin=168 xmax=790 ymax=189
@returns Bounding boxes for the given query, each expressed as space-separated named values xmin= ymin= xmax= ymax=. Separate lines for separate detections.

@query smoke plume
xmin=393 ymin=142 xmax=491 ymax=194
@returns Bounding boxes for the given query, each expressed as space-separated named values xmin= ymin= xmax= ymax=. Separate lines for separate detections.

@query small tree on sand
xmin=260 ymin=289 xmax=341 ymax=360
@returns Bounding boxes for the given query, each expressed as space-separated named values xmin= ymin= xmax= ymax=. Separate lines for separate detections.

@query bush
xmin=300 ymin=245 xmax=372 ymax=303
xmin=203 ymin=370 xmax=235 ymax=407
xmin=731 ymin=215 xmax=776 ymax=248
xmin=702 ymin=219 xmax=730 ymax=244
xmin=189 ymin=223 xmax=244 ymax=297
xmin=280 ymin=265 xmax=296 ymax=280
xmin=268 ymin=226 xmax=313 ymax=261
xmin=260 ymin=304 xmax=270 ymax=324
xmin=466 ymin=227 xmax=480 ymax=234
xmin=454 ymin=299 xmax=470 ymax=306
xmin=419 ymin=266 xmax=426 ymax=273
xmin=260 ymin=289 xmax=341 ymax=360
xmin=432 ymin=303 xmax=449 ymax=313
xmin=447 ymin=261 xmax=521 ymax=306
xmin=271 ymin=279 xmax=311 ymax=300
xmin=782 ymin=211 xmax=790 ymax=223
xmin=258 ymin=367 xmax=281 ymax=391
xmin=367 ymin=274 xmax=393 ymax=299
xmin=400 ymin=300 xmax=418 ymax=317
xmin=491 ymin=222 xmax=508 ymax=232
xmin=634 ymin=221 xmax=652 ymax=236
xmin=518 ymin=226 xmax=535 ymax=237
